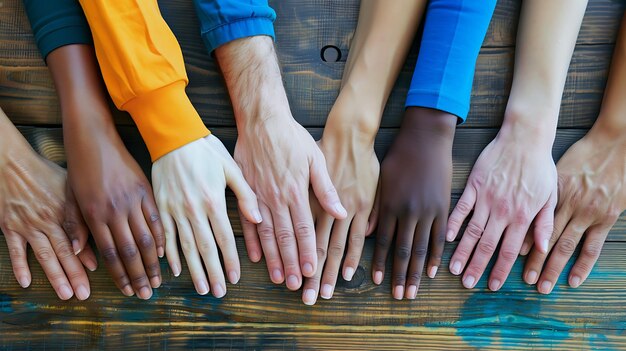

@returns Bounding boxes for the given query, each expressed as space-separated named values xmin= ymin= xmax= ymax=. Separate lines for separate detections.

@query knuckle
xmin=34 ymin=247 xmax=54 ymax=262
xmin=37 ymin=205 xmax=58 ymax=222
xmin=408 ymin=270 xmax=423 ymax=283
xmin=146 ymin=262 xmax=161 ymax=275
xmin=348 ymin=234 xmax=364 ymax=249
xmin=494 ymin=200 xmax=511 ymax=217
xmin=137 ymin=233 xmax=155 ymax=250
xmin=54 ymin=242 xmax=75 ymax=259
xmin=101 ymin=247 xmax=119 ymax=265
xmin=328 ymin=242 xmax=344 ymax=257
xmin=464 ymin=222 xmax=484 ymax=240
xmin=557 ymin=237 xmax=578 ymax=256
xmin=477 ymin=240 xmax=497 ymax=255
xmin=395 ymin=246 xmax=411 ymax=261
xmin=179 ymin=239 xmax=194 ymax=254
xmin=275 ymin=228 xmax=295 ymax=247
xmin=120 ymin=244 xmax=139 ymax=260
xmin=393 ymin=272 xmax=407 ymax=284
xmin=62 ymin=220 xmax=80 ymax=235
xmin=293 ymin=222 xmax=314 ymax=238
xmin=197 ymin=241 xmax=214 ymax=256
xmin=412 ymin=245 xmax=428 ymax=258
xmin=499 ymin=248 xmax=519 ymax=262
xmin=455 ymin=200 xmax=473 ymax=215
xmin=316 ymin=246 xmax=327 ymax=261
xmin=130 ymin=274 xmax=149 ymax=286
xmin=582 ymin=240 xmax=603 ymax=258
xmin=8 ymin=246 xmax=25 ymax=260
xmin=375 ymin=234 xmax=392 ymax=250
xmin=257 ymin=226 xmax=275 ymax=241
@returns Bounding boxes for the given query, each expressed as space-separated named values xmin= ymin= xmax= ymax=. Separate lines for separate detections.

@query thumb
xmin=533 ymin=192 xmax=557 ymax=254
xmin=225 ymin=162 xmax=262 ymax=225
xmin=310 ymin=153 xmax=346 ymax=220
xmin=365 ymin=180 xmax=381 ymax=237
xmin=63 ymin=182 xmax=90 ymax=255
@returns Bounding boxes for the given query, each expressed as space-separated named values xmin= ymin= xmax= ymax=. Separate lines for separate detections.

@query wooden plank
xmin=1 ymin=237 xmax=625 ymax=350
xmin=0 ymin=0 xmax=619 ymax=129
xmin=14 ymin=125 xmax=626 ymax=242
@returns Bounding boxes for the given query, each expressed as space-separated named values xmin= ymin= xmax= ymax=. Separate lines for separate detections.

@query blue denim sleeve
xmin=192 ymin=0 xmax=276 ymax=53
xmin=405 ymin=0 xmax=497 ymax=122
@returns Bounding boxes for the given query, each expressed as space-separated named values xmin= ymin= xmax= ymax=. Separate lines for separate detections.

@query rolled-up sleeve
xmin=78 ymin=0 xmax=210 ymax=161
xmin=193 ymin=0 xmax=276 ymax=52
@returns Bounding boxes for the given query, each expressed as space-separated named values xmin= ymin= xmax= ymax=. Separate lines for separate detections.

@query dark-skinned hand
xmin=372 ymin=107 xmax=456 ymax=300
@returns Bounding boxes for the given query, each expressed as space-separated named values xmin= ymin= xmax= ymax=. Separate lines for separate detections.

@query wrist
xmin=499 ymin=107 xmax=558 ymax=150
xmin=400 ymin=107 xmax=456 ymax=144
xmin=590 ymin=113 xmax=626 ymax=141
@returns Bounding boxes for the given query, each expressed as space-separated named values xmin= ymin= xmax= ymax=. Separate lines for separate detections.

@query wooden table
xmin=1 ymin=0 xmax=625 ymax=349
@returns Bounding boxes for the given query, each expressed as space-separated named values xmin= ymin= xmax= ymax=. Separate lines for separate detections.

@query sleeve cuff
xmin=37 ymin=22 xmax=93 ymax=60
xmin=123 ymin=81 xmax=211 ymax=161
xmin=406 ymin=90 xmax=469 ymax=123
xmin=201 ymin=17 xmax=275 ymax=52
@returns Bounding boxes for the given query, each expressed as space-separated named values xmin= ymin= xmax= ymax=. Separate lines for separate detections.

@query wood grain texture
xmin=0 ymin=0 xmax=623 ymax=128
xmin=1 ymin=237 xmax=625 ymax=350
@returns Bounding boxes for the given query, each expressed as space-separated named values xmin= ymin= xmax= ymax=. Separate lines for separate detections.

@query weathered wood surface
xmin=0 ymin=0 xmax=624 ymax=128
xmin=1 ymin=0 xmax=626 ymax=349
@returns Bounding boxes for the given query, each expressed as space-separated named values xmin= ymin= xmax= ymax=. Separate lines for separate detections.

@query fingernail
xmin=570 ymin=275 xmax=581 ymax=288
xmin=249 ymin=250 xmax=261 ymax=262
xmin=302 ymin=262 xmax=314 ymax=276
xmin=520 ymin=242 xmax=530 ymax=255
xmin=373 ymin=271 xmax=383 ymax=285
xmin=228 ymin=270 xmax=239 ymax=284
xmin=541 ymin=239 xmax=549 ymax=253
xmin=252 ymin=210 xmax=263 ymax=223
xmin=320 ymin=284 xmax=333 ymax=299
xmin=150 ymin=275 xmax=161 ymax=289
xmin=122 ymin=285 xmax=134 ymax=297
xmin=489 ymin=279 xmax=501 ymax=291
xmin=157 ymin=247 xmax=165 ymax=258
xmin=428 ymin=266 xmax=438 ymax=279
xmin=213 ymin=284 xmax=226 ymax=298
xmin=286 ymin=275 xmax=299 ymax=290
xmin=59 ymin=284 xmax=73 ymax=300
xmin=462 ymin=275 xmax=476 ymax=289
xmin=539 ymin=280 xmax=553 ymax=294
xmin=393 ymin=285 xmax=404 ymax=300
xmin=334 ymin=203 xmax=347 ymax=218
xmin=72 ymin=240 xmax=82 ymax=255
xmin=85 ymin=258 xmax=97 ymax=272
xmin=138 ymin=286 xmax=152 ymax=300
xmin=344 ymin=267 xmax=355 ymax=281
xmin=446 ymin=230 xmax=454 ymax=242
xmin=76 ymin=285 xmax=90 ymax=301
xmin=450 ymin=261 xmax=462 ymax=275
xmin=18 ymin=276 xmax=30 ymax=288
xmin=271 ymin=269 xmax=284 ymax=283
xmin=197 ymin=281 xmax=209 ymax=295
xmin=171 ymin=263 xmax=181 ymax=277
xmin=303 ymin=289 xmax=317 ymax=305
xmin=526 ymin=270 xmax=538 ymax=284
xmin=406 ymin=285 xmax=417 ymax=300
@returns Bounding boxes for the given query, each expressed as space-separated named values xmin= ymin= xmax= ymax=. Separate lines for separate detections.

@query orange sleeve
xmin=78 ymin=0 xmax=210 ymax=161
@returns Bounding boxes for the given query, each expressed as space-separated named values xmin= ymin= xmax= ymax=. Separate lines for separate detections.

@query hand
xmin=65 ymin=124 xmax=164 ymax=300
xmin=0 ymin=143 xmax=97 ymax=300
xmin=300 ymin=109 xmax=379 ymax=305
xmin=522 ymin=126 xmax=626 ymax=293
xmin=373 ymin=108 xmax=456 ymax=300
xmin=447 ymin=122 xmax=557 ymax=291
xmin=235 ymin=111 xmax=347 ymax=291
xmin=153 ymin=135 xmax=260 ymax=298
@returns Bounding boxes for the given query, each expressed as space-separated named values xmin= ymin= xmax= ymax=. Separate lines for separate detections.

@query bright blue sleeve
xmin=406 ymin=0 xmax=497 ymax=122
xmin=192 ymin=0 xmax=276 ymax=53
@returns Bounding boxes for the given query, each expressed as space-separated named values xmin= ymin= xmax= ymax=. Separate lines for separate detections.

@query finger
xmin=273 ymin=205 xmax=302 ymax=291
xmin=91 ymin=224 xmax=134 ymax=297
xmin=142 ymin=194 xmax=165 ymax=258
xmin=46 ymin=225 xmax=92 ymax=300
xmin=206 ymin=197 xmax=240 ymax=285
xmin=366 ymin=184 xmax=381 ymax=237
xmin=225 ymin=164 xmax=262 ymax=224
xmin=520 ymin=233 xmax=533 ymax=256
xmin=488 ymin=222 xmax=529 ymax=291
xmin=427 ymin=216 xmax=447 ymax=279
xmin=523 ymin=208 xmax=571 ymax=284
xmin=391 ymin=216 xmax=418 ymax=300
xmin=174 ymin=215 xmax=210 ymax=295
xmin=109 ymin=220 xmax=152 ymax=300
xmin=460 ymin=217 xmax=507 ymax=289
xmin=191 ymin=212 xmax=227 ymax=298
xmin=240 ymin=207 xmax=262 ymax=262
xmin=129 ymin=207 xmax=161 ymax=289
xmin=372 ymin=212 xmax=396 ymax=286
xmin=448 ymin=202 xmax=490 ymax=276
xmin=28 ymin=232 xmax=74 ymax=300
xmin=4 ymin=231 xmax=31 ymax=288
xmin=568 ymin=223 xmax=612 ymax=288
xmin=301 ymin=215 xmax=333 ymax=306
xmin=289 ymin=192 xmax=317 ymax=278
xmin=533 ymin=191 xmax=557 ymax=254
xmin=405 ymin=220 xmax=433 ymax=300
xmin=537 ymin=219 xmax=587 ymax=294
xmin=447 ymin=185 xmax=477 ymax=241
xmin=160 ymin=210 xmax=181 ymax=277
xmin=310 ymin=153 xmax=347 ymax=220
xmin=64 ymin=185 xmax=90 ymax=255
xmin=320 ymin=219 xmax=351 ymax=300
xmin=343 ymin=214 xmax=369 ymax=281
xmin=256 ymin=201 xmax=284 ymax=284
xmin=77 ymin=242 xmax=98 ymax=272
